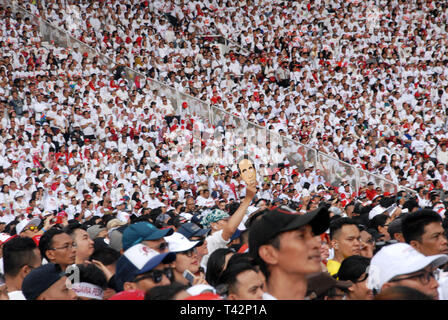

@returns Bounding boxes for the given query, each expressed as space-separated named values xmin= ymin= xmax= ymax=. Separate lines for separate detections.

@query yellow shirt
xmin=326 ymin=259 xmax=341 ymax=277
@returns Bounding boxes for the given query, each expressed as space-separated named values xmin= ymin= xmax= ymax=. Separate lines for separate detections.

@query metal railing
xmin=1 ymin=0 xmax=417 ymax=197
xmin=195 ymin=34 xmax=251 ymax=56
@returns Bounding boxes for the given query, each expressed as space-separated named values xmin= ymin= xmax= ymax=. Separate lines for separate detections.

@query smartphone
xmin=183 ymin=269 xmax=195 ymax=285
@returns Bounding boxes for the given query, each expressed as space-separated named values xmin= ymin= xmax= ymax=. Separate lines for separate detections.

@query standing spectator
xmin=248 ymin=206 xmax=329 ymax=299
xmin=121 ymin=221 xmax=173 ymax=252
xmin=200 ymin=182 xmax=256 ymax=269
xmin=401 ymin=209 xmax=448 ymax=256
xmin=21 ymin=263 xmax=77 ymax=300
xmin=388 ymin=218 xmax=406 ymax=243
xmin=71 ymin=263 xmax=108 ymax=300
xmin=337 ymin=255 xmax=373 ymax=300
xmin=327 ymin=218 xmax=361 ymax=276
xmin=64 ymin=223 xmax=95 ymax=264
xmin=217 ymin=260 xmax=264 ymax=300
xmin=165 ymin=232 xmax=204 ymax=286
xmin=38 ymin=228 xmax=77 ymax=272
xmin=367 ymin=242 xmax=447 ymax=300
xmin=114 ymin=244 xmax=176 ymax=293
xmin=3 ymin=236 xmax=42 ymax=300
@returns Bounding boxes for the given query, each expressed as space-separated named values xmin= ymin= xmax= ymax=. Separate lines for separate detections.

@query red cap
xmin=108 ymin=290 xmax=145 ymax=300
xmin=184 ymin=292 xmax=222 ymax=300
xmin=32 ymin=235 xmax=41 ymax=246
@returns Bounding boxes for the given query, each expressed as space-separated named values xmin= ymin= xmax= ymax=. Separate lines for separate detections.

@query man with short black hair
xmin=218 ymin=261 xmax=264 ymax=300
xmin=38 ymin=228 xmax=77 ymax=272
xmin=337 ymin=255 xmax=373 ymax=300
xmin=402 ymin=209 xmax=448 ymax=256
xmin=64 ymin=223 xmax=95 ymax=264
xmin=327 ymin=217 xmax=361 ymax=276
xmin=3 ymin=237 xmax=42 ymax=300
xmin=388 ymin=218 xmax=405 ymax=243
xmin=248 ymin=206 xmax=329 ymax=300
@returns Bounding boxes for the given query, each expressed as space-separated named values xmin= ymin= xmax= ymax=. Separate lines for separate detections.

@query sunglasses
xmin=180 ymin=247 xmax=198 ymax=258
xmin=134 ymin=268 xmax=173 ymax=284
xmin=23 ymin=225 xmax=39 ymax=232
xmin=144 ymin=241 xmax=169 ymax=252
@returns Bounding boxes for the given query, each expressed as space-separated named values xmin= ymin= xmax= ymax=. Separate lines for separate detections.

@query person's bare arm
xmin=222 ymin=182 xmax=257 ymax=241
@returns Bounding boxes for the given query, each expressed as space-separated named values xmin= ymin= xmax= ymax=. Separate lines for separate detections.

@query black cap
xmin=22 ymin=263 xmax=66 ymax=300
xmin=387 ymin=218 xmax=402 ymax=237
xmin=306 ymin=272 xmax=352 ymax=298
xmin=177 ymin=222 xmax=210 ymax=239
xmin=249 ymin=206 xmax=329 ymax=261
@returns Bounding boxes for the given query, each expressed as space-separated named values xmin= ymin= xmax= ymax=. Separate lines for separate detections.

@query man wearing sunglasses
xmin=15 ymin=218 xmax=41 ymax=239
xmin=114 ymin=243 xmax=176 ymax=293
xmin=367 ymin=242 xmax=448 ymax=300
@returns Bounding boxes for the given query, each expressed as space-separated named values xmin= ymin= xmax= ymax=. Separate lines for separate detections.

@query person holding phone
xmin=165 ymin=232 xmax=206 ymax=286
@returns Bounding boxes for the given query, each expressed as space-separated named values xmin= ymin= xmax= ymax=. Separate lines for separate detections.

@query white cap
xmin=186 ymin=284 xmax=216 ymax=296
xmin=367 ymin=243 xmax=448 ymax=292
xmin=164 ymin=232 xmax=200 ymax=253
xmin=14 ymin=191 xmax=25 ymax=199
xmin=42 ymin=211 xmax=53 ymax=217
xmin=117 ymin=211 xmax=130 ymax=224
xmin=16 ymin=217 xmax=41 ymax=235
xmin=368 ymin=205 xmax=385 ymax=220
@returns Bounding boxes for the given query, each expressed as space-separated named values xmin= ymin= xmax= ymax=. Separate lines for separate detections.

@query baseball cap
xmin=115 ymin=244 xmax=176 ymax=291
xmin=108 ymin=225 xmax=127 ymax=252
xmin=108 ymin=290 xmax=145 ymax=300
xmin=16 ymin=217 xmax=41 ymax=235
xmin=306 ymin=272 xmax=352 ymax=298
xmin=164 ymin=232 xmax=201 ymax=253
xmin=184 ymin=292 xmax=222 ymax=300
xmin=22 ymin=263 xmax=67 ymax=300
xmin=106 ymin=218 xmax=127 ymax=230
xmin=177 ymin=223 xmax=210 ymax=239
xmin=249 ymin=206 xmax=330 ymax=261
xmin=122 ymin=222 xmax=174 ymax=251
xmin=387 ymin=218 xmax=403 ymax=237
xmin=186 ymin=284 xmax=216 ymax=296
xmin=87 ymin=225 xmax=107 ymax=240
xmin=367 ymin=243 xmax=448 ymax=292
xmin=0 ymin=233 xmax=13 ymax=245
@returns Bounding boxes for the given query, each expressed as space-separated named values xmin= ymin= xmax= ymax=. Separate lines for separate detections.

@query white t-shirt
xmin=201 ymin=229 xmax=230 ymax=270
xmin=8 ymin=291 xmax=26 ymax=300
xmin=262 ymin=292 xmax=277 ymax=300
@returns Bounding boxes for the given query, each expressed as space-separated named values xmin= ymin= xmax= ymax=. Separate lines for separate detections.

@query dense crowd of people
xmin=0 ymin=0 xmax=448 ymax=301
